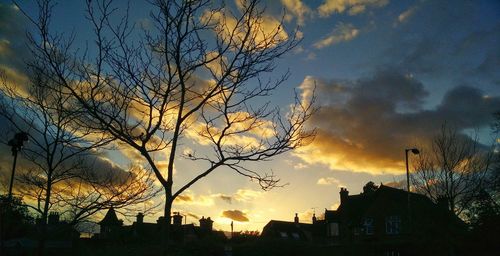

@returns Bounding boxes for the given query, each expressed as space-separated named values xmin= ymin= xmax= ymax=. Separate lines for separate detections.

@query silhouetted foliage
xmin=362 ymin=181 xmax=378 ymax=194
xmin=0 ymin=195 xmax=34 ymax=239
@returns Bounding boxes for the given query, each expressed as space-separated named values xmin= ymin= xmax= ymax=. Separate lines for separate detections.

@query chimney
xmin=294 ymin=213 xmax=299 ymax=224
xmin=199 ymin=216 xmax=213 ymax=232
xmin=340 ymin=188 xmax=349 ymax=205
xmin=312 ymin=213 xmax=317 ymax=224
xmin=157 ymin=216 xmax=165 ymax=225
xmin=173 ymin=212 xmax=183 ymax=226
xmin=48 ymin=212 xmax=59 ymax=225
xmin=136 ymin=212 xmax=144 ymax=224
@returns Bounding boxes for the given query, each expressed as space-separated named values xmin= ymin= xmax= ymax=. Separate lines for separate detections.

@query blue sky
xmin=1 ymin=0 xmax=499 ymax=232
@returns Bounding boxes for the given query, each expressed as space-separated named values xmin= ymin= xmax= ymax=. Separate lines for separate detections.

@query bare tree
xmin=411 ymin=125 xmax=494 ymax=216
xmin=0 ymin=66 xmax=159 ymax=253
xmin=16 ymin=0 xmax=315 ymax=243
xmin=56 ymin=166 xmax=158 ymax=226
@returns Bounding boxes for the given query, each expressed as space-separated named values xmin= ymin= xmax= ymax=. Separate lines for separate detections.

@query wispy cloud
xmin=394 ymin=4 xmax=419 ymax=26
xmin=317 ymin=177 xmax=343 ymax=187
xmin=314 ymin=23 xmax=359 ymax=49
xmin=318 ymin=0 xmax=389 ymax=17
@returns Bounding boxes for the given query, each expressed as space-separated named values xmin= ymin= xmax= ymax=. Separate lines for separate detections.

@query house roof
xmin=99 ymin=207 xmax=122 ymax=226
xmin=261 ymin=220 xmax=314 ymax=241
xmin=332 ymin=185 xmax=439 ymax=222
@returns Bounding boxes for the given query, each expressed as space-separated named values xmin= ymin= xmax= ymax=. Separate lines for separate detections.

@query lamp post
xmin=7 ymin=132 xmax=29 ymax=201
xmin=405 ymin=148 xmax=420 ymax=193
xmin=405 ymin=148 xmax=419 ymax=235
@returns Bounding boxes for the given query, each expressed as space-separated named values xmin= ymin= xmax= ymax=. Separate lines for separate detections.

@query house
xmin=261 ymin=184 xmax=465 ymax=255
xmin=323 ymin=184 xmax=466 ymax=255
xmin=261 ymin=213 xmax=325 ymax=242
xmin=97 ymin=208 xmax=224 ymax=242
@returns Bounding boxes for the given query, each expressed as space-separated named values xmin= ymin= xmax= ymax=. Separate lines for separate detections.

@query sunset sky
xmin=1 ymin=0 xmax=499 ymax=233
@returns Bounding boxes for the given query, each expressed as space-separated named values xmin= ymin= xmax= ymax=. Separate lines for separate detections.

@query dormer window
xmin=385 ymin=215 xmax=401 ymax=235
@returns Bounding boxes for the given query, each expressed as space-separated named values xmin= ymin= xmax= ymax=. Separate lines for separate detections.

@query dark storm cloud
xmin=296 ymin=70 xmax=500 ymax=174
xmin=222 ymin=210 xmax=249 ymax=222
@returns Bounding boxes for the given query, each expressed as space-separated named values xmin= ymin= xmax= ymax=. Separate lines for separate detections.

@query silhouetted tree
xmin=362 ymin=181 xmax=378 ymax=194
xmin=411 ymin=125 xmax=494 ymax=216
xmin=0 ymin=195 xmax=34 ymax=239
xmin=0 ymin=64 xmax=159 ymax=254
xmin=16 ymin=0 xmax=315 ymax=246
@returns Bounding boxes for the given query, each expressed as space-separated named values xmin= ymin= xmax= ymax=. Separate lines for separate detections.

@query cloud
xmin=280 ymin=0 xmax=312 ymax=26
xmin=208 ymin=189 xmax=262 ymax=205
xmin=318 ymin=0 xmax=389 ymax=17
xmin=0 ymin=3 xmax=31 ymax=72
xmin=314 ymin=23 xmax=359 ymax=49
xmin=297 ymin=208 xmax=315 ymax=223
xmin=218 ymin=194 xmax=233 ymax=204
xmin=201 ymin=8 xmax=288 ymax=49
xmin=233 ymin=189 xmax=262 ymax=202
xmin=174 ymin=190 xmax=215 ymax=206
xmin=295 ymin=70 xmax=500 ymax=175
xmin=317 ymin=177 xmax=343 ymax=187
xmin=395 ymin=5 xmax=419 ymax=25
xmin=222 ymin=209 xmax=249 ymax=222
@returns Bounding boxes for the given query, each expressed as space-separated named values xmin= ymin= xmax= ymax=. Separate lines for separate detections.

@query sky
xmin=0 ymin=0 xmax=499 ymax=233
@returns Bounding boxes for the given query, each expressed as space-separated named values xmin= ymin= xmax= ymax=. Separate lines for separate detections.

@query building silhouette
xmin=262 ymin=184 xmax=466 ymax=255
xmin=97 ymin=208 xmax=224 ymax=242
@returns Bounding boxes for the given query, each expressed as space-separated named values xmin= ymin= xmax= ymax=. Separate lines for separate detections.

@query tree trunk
xmin=37 ymin=181 xmax=52 ymax=256
xmin=162 ymin=191 xmax=173 ymax=254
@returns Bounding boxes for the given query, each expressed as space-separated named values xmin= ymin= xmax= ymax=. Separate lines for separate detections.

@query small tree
xmin=17 ymin=0 xmax=315 ymax=245
xmin=411 ymin=125 xmax=494 ymax=216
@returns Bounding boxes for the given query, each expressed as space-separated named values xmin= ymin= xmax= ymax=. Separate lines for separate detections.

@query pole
xmin=405 ymin=149 xmax=412 ymax=236
xmin=406 ymin=149 xmax=410 ymax=193
xmin=7 ymin=149 xmax=19 ymax=201
xmin=230 ymin=221 xmax=233 ymax=239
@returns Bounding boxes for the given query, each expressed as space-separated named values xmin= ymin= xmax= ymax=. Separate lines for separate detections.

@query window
xmin=328 ymin=222 xmax=339 ymax=236
xmin=385 ymin=215 xmax=401 ymax=235
xmin=384 ymin=251 xmax=400 ymax=256
xmin=279 ymin=232 xmax=288 ymax=238
xmin=363 ymin=217 xmax=374 ymax=235
xmin=291 ymin=232 xmax=300 ymax=240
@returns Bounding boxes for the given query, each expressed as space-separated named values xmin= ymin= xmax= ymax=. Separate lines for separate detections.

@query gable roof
xmin=99 ymin=207 xmax=122 ymax=226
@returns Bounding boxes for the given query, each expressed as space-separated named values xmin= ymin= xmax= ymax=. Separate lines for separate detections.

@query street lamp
xmin=7 ymin=132 xmax=28 ymax=200
xmin=405 ymin=148 xmax=419 ymax=235
xmin=405 ymin=148 xmax=420 ymax=193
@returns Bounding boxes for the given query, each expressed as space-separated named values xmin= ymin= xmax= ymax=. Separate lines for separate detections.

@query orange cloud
xmin=222 ymin=210 xmax=249 ymax=222
xmin=295 ymin=72 xmax=500 ymax=175
xmin=201 ymin=8 xmax=288 ymax=49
